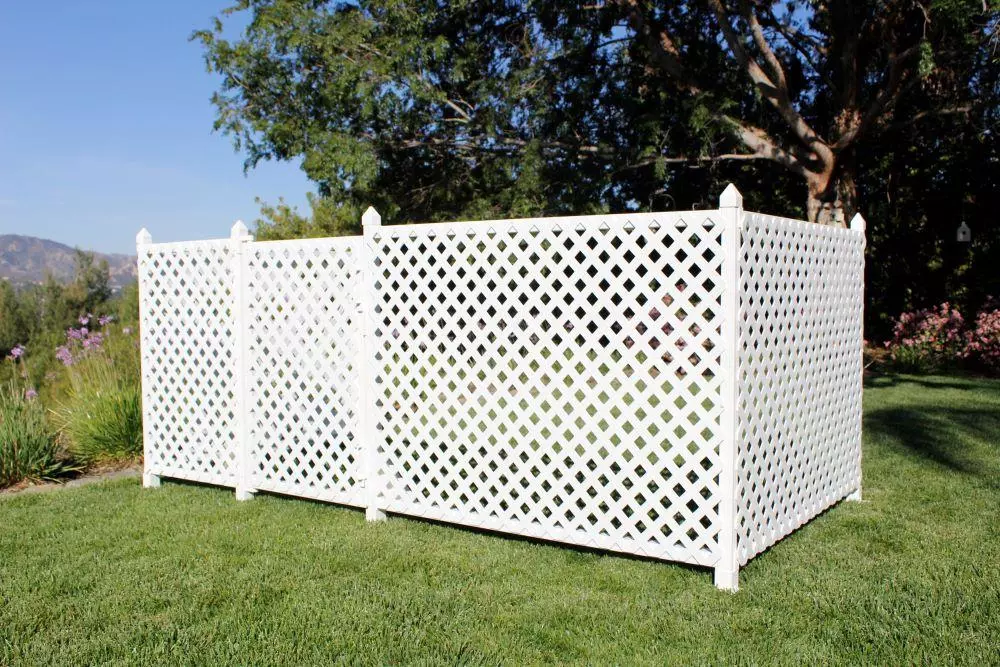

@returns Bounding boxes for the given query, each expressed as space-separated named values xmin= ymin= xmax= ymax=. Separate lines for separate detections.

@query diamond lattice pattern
xmin=736 ymin=213 xmax=864 ymax=565
xmin=245 ymin=239 xmax=365 ymax=506
xmin=137 ymin=240 xmax=240 ymax=487
xmin=371 ymin=213 xmax=727 ymax=566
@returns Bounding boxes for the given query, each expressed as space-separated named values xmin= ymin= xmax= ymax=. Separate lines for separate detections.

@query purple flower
xmin=24 ymin=388 xmax=37 ymax=400
xmin=82 ymin=333 xmax=105 ymax=351
xmin=79 ymin=314 xmax=92 ymax=325
xmin=55 ymin=345 xmax=75 ymax=366
xmin=67 ymin=327 xmax=84 ymax=341
xmin=8 ymin=344 xmax=25 ymax=360
xmin=98 ymin=314 xmax=114 ymax=326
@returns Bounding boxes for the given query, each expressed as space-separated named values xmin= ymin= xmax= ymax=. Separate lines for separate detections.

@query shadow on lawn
xmin=864 ymin=405 xmax=999 ymax=489
xmin=863 ymin=372 xmax=995 ymax=392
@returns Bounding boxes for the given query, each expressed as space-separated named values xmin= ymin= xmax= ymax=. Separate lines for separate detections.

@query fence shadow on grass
xmin=864 ymin=404 xmax=999 ymax=490
xmin=863 ymin=372 xmax=996 ymax=393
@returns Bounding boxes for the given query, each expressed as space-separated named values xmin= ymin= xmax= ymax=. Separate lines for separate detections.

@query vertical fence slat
xmin=847 ymin=213 xmax=867 ymax=502
xmin=231 ymin=221 xmax=256 ymax=502
xmin=714 ymin=184 xmax=743 ymax=592
xmin=360 ymin=207 xmax=387 ymax=522
xmin=136 ymin=228 xmax=161 ymax=490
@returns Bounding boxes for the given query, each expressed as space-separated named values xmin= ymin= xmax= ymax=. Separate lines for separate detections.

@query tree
xmin=0 ymin=281 xmax=31 ymax=356
xmin=196 ymin=0 xmax=992 ymax=228
xmin=63 ymin=250 xmax=112 ymax=317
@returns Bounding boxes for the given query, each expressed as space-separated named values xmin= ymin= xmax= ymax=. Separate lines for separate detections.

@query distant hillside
xmin=0 ymin=235 xmax=137 ymax=288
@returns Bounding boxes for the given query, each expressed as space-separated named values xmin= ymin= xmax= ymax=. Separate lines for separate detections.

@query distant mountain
xmin=0 ymin=235 xmax=137 ymax=289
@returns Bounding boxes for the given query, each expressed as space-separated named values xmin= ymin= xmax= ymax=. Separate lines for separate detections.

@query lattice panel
xmin=736 ymin=213 xmax=864 ymax=565
xmin=137 ymin=240 xmax=240 ymax=487
xmin=244 ymin=239 xmax=365 ymax=506
xmin=371 ymin=213 xmax=728 ymax=567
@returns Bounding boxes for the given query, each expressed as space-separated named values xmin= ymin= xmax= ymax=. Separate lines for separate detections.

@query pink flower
xmin=98 ymin=314 xmax=114 ymax=326
xmin=24 ymin=388 xmax=37 ymax=400
xmin=7 ymin=344 xmax=25 ymax=360
xmin=55 ymin=345 xmax=74 ymax=366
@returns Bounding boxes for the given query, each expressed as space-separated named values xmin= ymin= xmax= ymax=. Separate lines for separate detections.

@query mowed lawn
xmin=1 ymin=376 xmax=998 ymax=664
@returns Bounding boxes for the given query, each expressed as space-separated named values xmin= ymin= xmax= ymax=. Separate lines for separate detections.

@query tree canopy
xmin=196 ymin=0 xmax=999 ymax=336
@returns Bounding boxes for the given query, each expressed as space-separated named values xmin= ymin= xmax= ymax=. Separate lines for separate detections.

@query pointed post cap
xmin=719 ymin=183 xmax=743 ymax=209
xmin=136 ymin=228 xmax=152 ymax=246
xmin=362 ymin=206 xmax=381 ymax=228
xmin=230 ymin=220 xmax=251 ymax=240
xmin=849 ymin=213 xmax=866 ymax=233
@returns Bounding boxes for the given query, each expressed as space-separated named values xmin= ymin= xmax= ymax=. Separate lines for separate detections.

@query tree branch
xmin=614 ymin=0 xmax=702 ymax=94
xmin=706 ymin=0 xmax=833 ymax=168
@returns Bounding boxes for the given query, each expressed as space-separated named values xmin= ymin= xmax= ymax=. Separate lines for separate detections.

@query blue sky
xmin=0 ymin=1 xmax=314 ymax=254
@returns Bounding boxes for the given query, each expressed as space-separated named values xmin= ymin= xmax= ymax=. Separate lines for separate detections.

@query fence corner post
xmin=136 ymin=229 xmax=160 ymax=489
xmin=231 ymin=220 xmax=257 ymax=502
xmin=715 ymin=183 xmax=742 ymax=592
xmin=361 ymin=207 xmax=387 ymax=522
xmin=848 ymin=212 xmax=867 ymax=503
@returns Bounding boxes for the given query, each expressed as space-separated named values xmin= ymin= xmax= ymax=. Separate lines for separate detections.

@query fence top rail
xmin=370 ymin=208 xmax=723 ymax=240
xmin=745 ymin=211 xmax=866 ymax=239
xmin=245 ymin=235 xmax=361 ymax=251
xmin=137 ymin=237 xmax=233 ymax=252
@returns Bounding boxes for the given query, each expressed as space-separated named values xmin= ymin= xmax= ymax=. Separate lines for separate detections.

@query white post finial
xmin=362 ymin=206 xmax=381 ymax=228
xmin=136 ymin=228 xmax=152 ymax=246
xmin=230 ymin=220 xmax=251 ymax=240
xmin=719 ymin=183 xmax=743 ymax=209
xmin=850 ymin=213 xmax=867 ymax=233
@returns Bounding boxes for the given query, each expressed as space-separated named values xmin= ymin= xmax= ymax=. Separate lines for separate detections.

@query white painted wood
xmin=715 ymin=184 xmax=742 ymax=592
xmin=244 ymin=236 xmax=365 ymax=507
xmin=361 ymin=207 xmax=387 ymax=521
xmin=136 ymin=228 xmax=156 ymax=490
xmin=232 ymin=221 xmax=257 ymax=502
xmin=135 ymin=198 xmax=866 ymax=588
xmin=370 ymin=210 xmax=727 ymax=567
xmin=735 ymin=212 xmax=866 ymax=566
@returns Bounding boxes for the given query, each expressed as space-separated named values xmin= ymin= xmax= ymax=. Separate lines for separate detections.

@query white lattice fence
xmin=243 ymin=238 xmax=366 ymax=507
xmin=136 ymin=238 xmax=241 ymax=488
xmin=735 ymin=213 xmax=865 ymax=566
xmin=368 ymin=212 xmax=727 ymax=567
xmin=135 ymin=184 xmax=866 ymax=591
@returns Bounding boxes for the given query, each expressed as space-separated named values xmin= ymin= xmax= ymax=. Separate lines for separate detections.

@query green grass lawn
xmin=1 ymin=375 xmax=998 ymax=665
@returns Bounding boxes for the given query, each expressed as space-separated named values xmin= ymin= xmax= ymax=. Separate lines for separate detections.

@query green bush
xmin=52 ymin=327 xmax=143 ymax=464
xmin=0 ymin=382 xmax=76 ymax=488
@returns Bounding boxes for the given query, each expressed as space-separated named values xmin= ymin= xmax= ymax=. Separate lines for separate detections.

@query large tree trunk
xmin=805 ymin=157 xmax=857 ymax=227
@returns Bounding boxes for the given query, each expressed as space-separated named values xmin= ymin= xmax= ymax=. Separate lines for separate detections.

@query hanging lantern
xmin=956 ymin=222 xmax=971 ymax=243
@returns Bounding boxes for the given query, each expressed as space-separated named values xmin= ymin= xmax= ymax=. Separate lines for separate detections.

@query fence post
xmin=715 ymin=183 xmax=743 ymax=591
xmin=360 ymin=207 xmax=387 ymax=522
xmin=847 ymin=212 xmax=867 ymax=502
xmin=136 ymin=228 xmax=161 ymax=489
xmin=231 ymin=220 xmax=257 ymax=502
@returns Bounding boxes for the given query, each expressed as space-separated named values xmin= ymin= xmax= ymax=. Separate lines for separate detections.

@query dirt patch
xmin=0 ymin=461 xmax=141 ymax=498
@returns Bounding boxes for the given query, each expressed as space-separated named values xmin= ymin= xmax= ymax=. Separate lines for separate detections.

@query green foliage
xmin=0 ymin=282 xmax=31 ymax=357
xmin=254 ymin=192 xmax=363 ymax=239
xmin=0 ymin=382 xmax=75 ymax=488
xmin=52 ymin=329 xmax=142 ymax=464
xmin=197 ymin=0 xmax=997 ymax=332
xmin=115 ymin=282 xmax=140 ymax=325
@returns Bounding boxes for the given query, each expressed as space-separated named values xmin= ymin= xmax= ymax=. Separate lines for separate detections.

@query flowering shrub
xmin=885 ymin=303 xmax=966 ymax=373
xmin=56 ymin=314 xmax=117 ymax=367
xmin=963 ymin=300 xmax=1000 ymax=374
xmin=0 ymin=380 xmax=77 ymax=488
xmin=52 ymin=317 xmax=142 ymax=463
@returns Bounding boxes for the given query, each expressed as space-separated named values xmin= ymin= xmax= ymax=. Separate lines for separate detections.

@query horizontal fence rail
xmin=136 ymin=185 xmax=866 ymax=591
